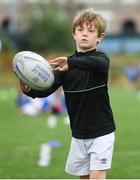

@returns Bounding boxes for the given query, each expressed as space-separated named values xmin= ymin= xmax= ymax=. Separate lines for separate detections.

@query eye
xmin=77 ymin=27 xmax=83 ymax=31
xmin=89 ymin=28 xmax=95 ymax=32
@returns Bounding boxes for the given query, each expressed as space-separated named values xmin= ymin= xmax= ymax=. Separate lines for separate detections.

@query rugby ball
xmin=13 ymin=51 xmax=54 ymax=90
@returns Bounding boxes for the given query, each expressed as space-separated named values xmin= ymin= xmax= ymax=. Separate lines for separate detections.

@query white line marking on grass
xmin=38 ymin=143 xmax=52 ymax=167
xmin=115 ymin=151 xmax=140 ymax=156
xmin=47 ymin=115 xmax=57 ymax=128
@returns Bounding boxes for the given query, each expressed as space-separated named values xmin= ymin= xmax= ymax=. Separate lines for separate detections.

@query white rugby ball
xmin=13 ymin=51 xmax=54 ymax=90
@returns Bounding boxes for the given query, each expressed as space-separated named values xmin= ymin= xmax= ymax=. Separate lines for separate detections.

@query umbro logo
xmin=100 ymin=158 xmax=107 ymax=164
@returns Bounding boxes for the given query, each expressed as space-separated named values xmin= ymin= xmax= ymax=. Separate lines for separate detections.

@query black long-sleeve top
xmin=25 ymin=49 xmax=116 ymax=139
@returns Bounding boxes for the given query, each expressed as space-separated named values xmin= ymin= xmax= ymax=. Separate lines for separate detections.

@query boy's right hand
xmin=19 ymin=81 xmax=31 ymax=93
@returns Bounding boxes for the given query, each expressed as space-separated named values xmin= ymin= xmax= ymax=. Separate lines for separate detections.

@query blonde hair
xmin=72 ymin=8 xmax=106 ymax=36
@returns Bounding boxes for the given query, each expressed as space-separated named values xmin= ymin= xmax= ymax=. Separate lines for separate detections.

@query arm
xmin=67 ymin=53 xmax=109 ymax=74
xmin=50 ymin=52 xmax=109 ymax=74
xmin=21 ymin=70 xmax=63 ymax=98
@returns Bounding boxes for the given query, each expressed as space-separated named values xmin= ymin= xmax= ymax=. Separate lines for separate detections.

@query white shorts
xmin=65 ymin=132 xmax=115 ymax=176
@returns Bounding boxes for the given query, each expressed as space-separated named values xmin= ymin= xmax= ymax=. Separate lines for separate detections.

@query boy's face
xmin=73 ymin=22 xmax=103 ymax=52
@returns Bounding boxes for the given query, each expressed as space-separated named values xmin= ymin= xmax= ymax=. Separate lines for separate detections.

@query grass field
xmin=0 ymin=86 xmax=140 ymax=179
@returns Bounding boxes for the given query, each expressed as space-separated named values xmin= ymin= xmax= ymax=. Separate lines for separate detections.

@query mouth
xmin=81 ymin=39 xmax=88 ymax=43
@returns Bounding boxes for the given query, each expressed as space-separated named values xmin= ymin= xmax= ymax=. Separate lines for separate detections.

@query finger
xmin=50 ymin=62 xmax=59 ymax=65
xmin=51 ymin=57 xmax=67 ymax=63
xmin=50 ymin=60 xmax=63 ymax=64
xmin=19 ymin=80 xmax=30 ymax=92
xmin=54 ymin=67 xmax=61 ymax=71
xmin=50 ymin=59 xmax=60 ymax=63
xmin=50 ymin=62 xmax=60 ymax=69
xmin=19 ymin=80 xmax=25 ymax=87
xmin=54 ymin=66 xmax=66 ymax=71
xmin=54 ymin=57 xmax=66 ymax=61
xmin=59 ymin=67 xmax=65 ymax=71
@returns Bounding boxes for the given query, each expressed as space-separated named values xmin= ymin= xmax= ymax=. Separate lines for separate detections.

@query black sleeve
xmin=25 ymin=70 xmax=63 ymax=98
xmin=67 ymin=52 xmax=109 ymax=74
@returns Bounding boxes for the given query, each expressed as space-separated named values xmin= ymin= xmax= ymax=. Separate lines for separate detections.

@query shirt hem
xmin=72 ymin=126 xmax=116 ymax=139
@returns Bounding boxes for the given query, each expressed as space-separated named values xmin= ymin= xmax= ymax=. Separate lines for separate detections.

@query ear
xmin=97 ymin=33 xmax=105 ymax=43
xmin=72 ymin=32 xmax=76 ymax=40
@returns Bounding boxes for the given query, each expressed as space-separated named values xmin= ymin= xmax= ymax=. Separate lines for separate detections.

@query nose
xmin=82 ymin=29 xmax=88 ymax=36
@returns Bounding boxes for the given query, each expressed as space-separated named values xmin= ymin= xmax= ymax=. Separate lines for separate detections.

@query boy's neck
xmin=77 ymin=47 xmax=96 ymax=53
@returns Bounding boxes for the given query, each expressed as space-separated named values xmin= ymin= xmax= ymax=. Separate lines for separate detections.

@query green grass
xmin=0 ymin=86 xmax=140 ymax=179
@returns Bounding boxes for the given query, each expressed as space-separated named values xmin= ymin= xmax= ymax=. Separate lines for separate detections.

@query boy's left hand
xmin=50 ymin=57 xmax=68 ymax=71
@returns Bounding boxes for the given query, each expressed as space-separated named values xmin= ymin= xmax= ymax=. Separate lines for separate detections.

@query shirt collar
xmin=75 ymin=49 xmax=96 ymax=56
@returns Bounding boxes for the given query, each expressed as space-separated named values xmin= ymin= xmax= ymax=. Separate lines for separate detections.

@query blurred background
xmin=0 ymin=0 xmax=140 ymax=179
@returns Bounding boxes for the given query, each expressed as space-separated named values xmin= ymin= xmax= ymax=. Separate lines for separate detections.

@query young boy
xmin=20 ymin=8 xmax=116 ymax=179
